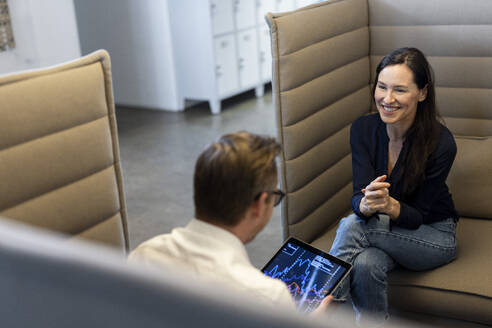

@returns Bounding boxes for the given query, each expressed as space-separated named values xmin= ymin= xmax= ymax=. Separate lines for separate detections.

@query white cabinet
xmin=276 ymin=0 xmax=296 ymax=12
xmin=235 ymin=0 xmax=256 ymax=30
xmin=168 ymin=0 xmax=322 ymax=114
xmin=214 ymin=35 xmax=239 ymax=96
xmin=258 ymin=26 xmax=272 ymax=82
xmin=297 ymin=0 xmax=320 ymax=8
xmin=237 ymin=29 xmax=260 ymax=89
xmin=211 ymin=0 xmax=234 ymax=35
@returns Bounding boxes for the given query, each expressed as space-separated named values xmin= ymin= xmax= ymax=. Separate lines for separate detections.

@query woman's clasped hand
xmin=360 ymin=175 xmax=400 ymax=219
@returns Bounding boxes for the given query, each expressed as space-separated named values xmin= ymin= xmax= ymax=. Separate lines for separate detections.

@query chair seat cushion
xmin=312 ymin=217 xmax=492 ymax=325
xmin=389 ymin=218 xmax=492 ymax=325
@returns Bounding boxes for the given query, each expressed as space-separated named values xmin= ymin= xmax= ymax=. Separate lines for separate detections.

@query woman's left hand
xmin=362 ymin=176 xmax=401 ymax=220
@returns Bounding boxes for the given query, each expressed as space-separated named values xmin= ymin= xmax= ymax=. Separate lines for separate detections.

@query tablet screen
xmin=262 ymin=237 xmax=351 ymax=313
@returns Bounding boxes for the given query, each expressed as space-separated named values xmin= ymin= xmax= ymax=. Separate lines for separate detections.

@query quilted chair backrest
xmin=0 ymin=50 xmax=129 ymax=252
xmin=267 ymin=0 xmax=372 ymax=242
xmin=0 ymin=218 xmax=348 ymax=328
xmin=268 ymin=0 xmax=492 ymax=243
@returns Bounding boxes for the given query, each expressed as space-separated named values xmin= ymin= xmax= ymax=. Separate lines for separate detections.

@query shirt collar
xmin=186 ymin=218 xmax=250 ymax=261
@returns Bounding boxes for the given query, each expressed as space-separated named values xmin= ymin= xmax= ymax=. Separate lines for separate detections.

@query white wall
xmin=74 ymin=0 xmax=182 ymax=111
xmin=0 ymin=0 xmax=81 ymax=75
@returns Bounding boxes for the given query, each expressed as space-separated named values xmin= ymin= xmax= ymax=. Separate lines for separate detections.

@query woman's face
xmin=374 ymin=64 xmax=427 ymax=129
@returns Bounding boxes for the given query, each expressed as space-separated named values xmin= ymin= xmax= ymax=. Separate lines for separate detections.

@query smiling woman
xmin=329 ymin=47 xmax=459 ymax=326
xmin=0 ymin=0 xmax=15 ymax=52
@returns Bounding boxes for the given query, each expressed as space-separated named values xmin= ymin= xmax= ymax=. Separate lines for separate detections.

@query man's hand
xmin=311 ymin=295 xmax=333 ymax=316
xmin=360 ymin=175 xmax=400 ymax=220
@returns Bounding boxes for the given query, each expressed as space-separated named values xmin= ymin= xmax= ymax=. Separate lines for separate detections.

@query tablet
xmin=262 ymin=237 xmax=352 ymax=313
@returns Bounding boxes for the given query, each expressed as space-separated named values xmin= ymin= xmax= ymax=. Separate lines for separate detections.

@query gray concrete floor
xmin=116 ymin=89 xmax=283 ymax=268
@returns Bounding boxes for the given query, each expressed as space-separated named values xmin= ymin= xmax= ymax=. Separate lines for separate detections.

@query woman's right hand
xmin=359 ymin=175 xmax=391 ymax=217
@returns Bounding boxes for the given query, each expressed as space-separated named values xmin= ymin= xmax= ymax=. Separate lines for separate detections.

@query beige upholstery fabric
xmin=0 ymin=217 xmax=353 ymax=328
xmin=389 ymin=218 xmax=492 ymax=323
xmin=369 ymin=0 xmax=492 ymax=140
xmin=447 ymin=137 xmax=492 ymax=219
xmin=267 ymin=0 xmax=492 ymax=325
xmin=268 ymin=0 xmax=371 ymax=242
xmin=0 ymin=50 xmax=129 ymax=252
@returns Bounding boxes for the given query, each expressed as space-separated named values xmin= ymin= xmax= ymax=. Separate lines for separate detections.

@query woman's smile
xmin=380 ymin=103 xmax=401 ymax=114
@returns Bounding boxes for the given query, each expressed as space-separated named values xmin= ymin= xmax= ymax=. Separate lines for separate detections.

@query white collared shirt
xmin=129 ymin=219 xmax=295 ymax=309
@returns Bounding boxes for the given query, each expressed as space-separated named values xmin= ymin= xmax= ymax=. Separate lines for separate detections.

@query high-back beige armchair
xmin=0 ymin=50 xmax=129 ymax=253
xmin=267 ymin=0 xmax=492 ymax=325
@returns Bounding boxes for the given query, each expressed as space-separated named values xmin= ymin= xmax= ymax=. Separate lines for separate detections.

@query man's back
xmin=129 ymin=219 xmax=294 ymax=309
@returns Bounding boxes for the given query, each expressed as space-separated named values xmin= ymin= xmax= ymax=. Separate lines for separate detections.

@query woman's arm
xmin=350 ymin=116 xmax=379 ymax=219
xmin=394 ymin=128 xmax=457 ymax=229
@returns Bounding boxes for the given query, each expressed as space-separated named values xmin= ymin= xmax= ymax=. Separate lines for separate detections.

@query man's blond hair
xmin=194 ymin=131 xmax=281 ymax=226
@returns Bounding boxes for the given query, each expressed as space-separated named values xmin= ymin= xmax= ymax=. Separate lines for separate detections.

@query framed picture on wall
xmin=0 ymin=0 xmax=15 ymax=52
xmin=0 ymin=0 xmax=40 ymax=75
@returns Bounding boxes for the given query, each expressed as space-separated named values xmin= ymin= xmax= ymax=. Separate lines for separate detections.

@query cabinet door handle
xmin=221 ymin=40 xmax=229 ymax=48
xmin=216 ymin=65 xmax=222 ymax=77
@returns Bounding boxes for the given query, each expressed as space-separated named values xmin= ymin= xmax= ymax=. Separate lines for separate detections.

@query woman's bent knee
xmin=337 ymin=213 xmax=364 ymax=232
xmin=353 ymin=248 xmax=392 ymax=276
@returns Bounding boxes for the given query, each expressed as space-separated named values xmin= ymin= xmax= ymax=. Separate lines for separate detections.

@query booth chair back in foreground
xmin=267 ymin=0 xmax=492 ymax=326
xmin=0 ymin=50 xmax=129 ymax=252
xmin=0 ymin=216 xmax=357 ymax=328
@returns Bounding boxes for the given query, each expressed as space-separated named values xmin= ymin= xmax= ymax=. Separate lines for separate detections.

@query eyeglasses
xmin=255 ymin=189 xmax=285 ymax=207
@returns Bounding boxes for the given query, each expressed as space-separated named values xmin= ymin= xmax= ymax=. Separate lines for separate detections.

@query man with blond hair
xmin=129 ymin=131 xmax=331 ymax=311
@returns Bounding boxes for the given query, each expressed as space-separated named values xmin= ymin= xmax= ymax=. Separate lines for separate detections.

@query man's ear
xmin=419 ymin=84 xmax=428 ymax=102
xmin=250 ymin=192 xmax=268 ymax=219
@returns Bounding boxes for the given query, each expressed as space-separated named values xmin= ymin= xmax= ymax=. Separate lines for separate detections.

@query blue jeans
xmin=329 ymin=213 xmax=457 ymax=326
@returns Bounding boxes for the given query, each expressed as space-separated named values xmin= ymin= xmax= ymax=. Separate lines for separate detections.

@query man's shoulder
xmin=128 ymin=229 xmax=186 ymax=262
xmin=129 ymin=231 xmax=295 ymax=308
